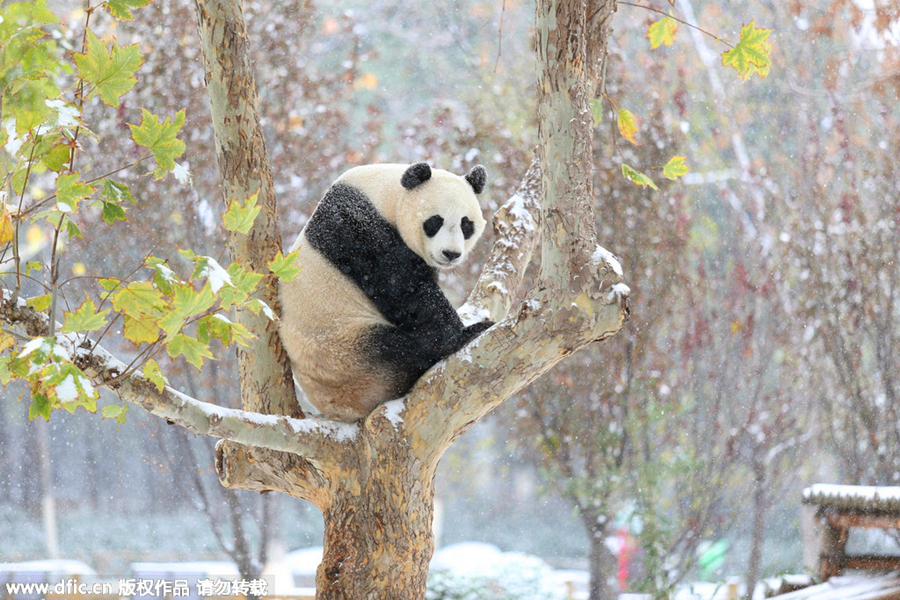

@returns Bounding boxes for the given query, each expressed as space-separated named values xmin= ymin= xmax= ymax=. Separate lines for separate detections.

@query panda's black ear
xmin=401 ymin=163 xmax=432 ymax=190
xmin=465 ymin=165 xmax=487 ymax=194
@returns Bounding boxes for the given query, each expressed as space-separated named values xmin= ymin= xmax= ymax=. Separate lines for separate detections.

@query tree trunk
xmin=745 ymin=463 xmax=767 ymax=600
xmin=192 ymin=0 xmax=300 ymax=420
xmin=587 ymin=520 xmax=615 ymax=600
xmin=316 ymin=452 xmax=435 ymax=598
xmin=35 ymin=419 xmax=59 ymax=559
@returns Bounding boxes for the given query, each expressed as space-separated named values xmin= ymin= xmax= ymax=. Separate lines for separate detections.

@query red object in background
xmin=617 ymin=528 xmax=635 ymax=591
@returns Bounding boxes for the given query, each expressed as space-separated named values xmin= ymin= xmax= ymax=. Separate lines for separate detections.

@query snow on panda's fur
xmin=279 ymin=162 xmax=494 ymax=422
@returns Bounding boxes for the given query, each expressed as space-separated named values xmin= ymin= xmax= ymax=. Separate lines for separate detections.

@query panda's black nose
xmin=442 ymin=250 xmax=461 ymax=261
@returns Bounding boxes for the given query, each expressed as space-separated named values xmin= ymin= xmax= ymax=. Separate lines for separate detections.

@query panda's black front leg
xmin=458 ymin=320 xmax=494 ymax=348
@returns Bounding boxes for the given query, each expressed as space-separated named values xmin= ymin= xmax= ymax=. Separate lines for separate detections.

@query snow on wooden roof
xmin=772 ymin=573 xmax=900 ymax=600
xmin=802 ymin=484 xmax=900 ymax=513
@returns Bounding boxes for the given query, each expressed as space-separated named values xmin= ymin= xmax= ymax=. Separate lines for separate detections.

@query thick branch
xmin=458 ymin=157 xmax=543 ymax=325
xmin=536 ymin=0 xmax=603 ymax=282
xmin=193 ymin=0 xmax=299 ymax=419
xmin=215 ymin=441 xmax=331 ymax=506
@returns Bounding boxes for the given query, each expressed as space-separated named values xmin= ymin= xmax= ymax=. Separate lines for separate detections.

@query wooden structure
xmin=770 ymin=573 xmax=900 ymax=599
xmin=801 ymin=484 xmax=900 ymax=580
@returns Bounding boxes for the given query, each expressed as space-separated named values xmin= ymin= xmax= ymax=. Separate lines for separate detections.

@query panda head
xmin=397 ymin=163 xmax=488 ymax=270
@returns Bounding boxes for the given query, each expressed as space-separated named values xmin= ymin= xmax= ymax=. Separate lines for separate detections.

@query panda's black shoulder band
xmin=465 ymin=165 xmax=486 ymax=194
xmin=401 ymin=162 xmax=432 ymax=190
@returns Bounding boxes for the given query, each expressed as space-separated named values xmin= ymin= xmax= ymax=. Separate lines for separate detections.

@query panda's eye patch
xmin=461 ymin=216 xmax=475 ymax=240
xmin=423 ymin=215 xmax=444 ymax=238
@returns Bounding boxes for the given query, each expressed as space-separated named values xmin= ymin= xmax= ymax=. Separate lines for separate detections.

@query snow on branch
xmin=0 ymin=293 xmax=355 ymax=462
xmin=459 ymin=157 xmax=542 ymax=325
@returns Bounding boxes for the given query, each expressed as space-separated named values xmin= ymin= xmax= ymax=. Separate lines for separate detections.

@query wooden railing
xmin=801 ymin=484 xmax=900 ymax=581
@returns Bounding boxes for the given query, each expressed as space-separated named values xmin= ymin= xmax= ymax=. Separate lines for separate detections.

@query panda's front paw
xmin=461 ymin=320 xmax=494 ymax=343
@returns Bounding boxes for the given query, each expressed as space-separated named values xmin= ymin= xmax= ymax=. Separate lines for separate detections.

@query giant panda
xmin=279 ymin=162 xmax=494 ymax=422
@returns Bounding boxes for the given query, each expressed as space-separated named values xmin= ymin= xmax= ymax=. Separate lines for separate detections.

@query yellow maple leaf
xmin=647 ymin=16 xmax=678 ymax=49
xmin=721 ymin=21 xmax=773 ymax=80
xmin=617 ymin=109 xmax=639 ymax=145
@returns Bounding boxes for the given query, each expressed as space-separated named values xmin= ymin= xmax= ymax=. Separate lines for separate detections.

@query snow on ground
xmin=430 ymin=541 xmax=504 ymax=573
xmin=0 ymin=559 xmax=95 ymax=575
xmin=129 ymin=561 xmax=239 ymax=576
xmin=264 ymin=546 xmax=322 ymax=593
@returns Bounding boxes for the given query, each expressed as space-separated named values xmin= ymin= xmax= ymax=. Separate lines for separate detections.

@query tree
xmin=1 ymin=0 xmax=627 ymax=598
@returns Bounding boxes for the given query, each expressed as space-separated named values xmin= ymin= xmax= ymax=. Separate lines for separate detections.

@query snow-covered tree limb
xmin=458 ymin=157 xmax=543 ymax=325
xmin=0 ymin=294 xmax=354 ymax=464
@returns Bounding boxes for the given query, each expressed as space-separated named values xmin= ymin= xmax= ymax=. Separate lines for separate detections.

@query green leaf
xmin=73 ymin=30 xmax=144 ymax=107
xmin=662 ymin=156 xmax=690 ymax=181
xmin=647 ymin=16 xmax=678 ymax=49
xmin=26 ymin=262 xmax=43 ymax=277
xmin=111 ymin=281 xmax=164 ymax=317
xmin=156 ymin=283 xmax=216 ymax=337
xmin=268 ymin=249 xmax=301 ymax=282
xmin=102 ymin=202 xmax=127 ymax=224
xmin=99 ymin=278 xmax=121 ymax=291
xmin=65 ymin=217 xmax=83 ymax=239
xmin=129 ymin=109 xmax=186 ymax=179
xmin=621 ymin=163 xmax=659 ymax=191
xmin=60 ymin=296 xmax=110 ymax=333
xmin=166 ymin=333 xmax=213 ymax=371
xmin=45 ymin=364 xmax=98 ymax=413
xmin=13 ymin=106 xmax=47 ymax=134
xmin=144 ymin=256 xmax=181 ymax=295
xmin=721 ymin=21 xmax=772 ymax=80
xmin=201 ymin=314 xmax=252 ymax=348
xmin=27 ymin=294 xmax=53 ymax=312
xmin=55 ymin=172 xmax=95 ymax=214
xmin=0 ymin=357 xmax=13 ymax=386
xmin=101 ymin=179 xmax=135 ymax=204
xmin=141 ymin=359 xmax=167 ymax=392
xmin=219 ymin=263 xmax=264 ymax=309
xmin=617 ymin=109 xmax=638 ymax=146
xmin=222 ymin=192 xmax=261 ymax=234
xmin=123 ymin=315 xmax=159 ymax=345
xmin=102 ymin=403 xmax=129 ymax=423
xmin=589 ymin=99 xmax=603 ymax=127
xmin=105 ymin=0 xmax=152 ymax=20
xmin=42 ymin=142 xmax=71 ymax=172
xmin=246 ymin=298 xmax=276 ymax=320
xmin=29 ymin=393 xmax=51 ymax=421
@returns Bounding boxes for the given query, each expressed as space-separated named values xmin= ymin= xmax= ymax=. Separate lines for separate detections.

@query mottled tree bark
xmin=193 ymin=0 xmax=300 ymax=420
